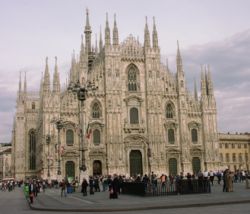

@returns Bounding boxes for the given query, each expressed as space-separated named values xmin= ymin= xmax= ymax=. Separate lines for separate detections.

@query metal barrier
xmin=122 ymin=179 xmax=211 ymax=196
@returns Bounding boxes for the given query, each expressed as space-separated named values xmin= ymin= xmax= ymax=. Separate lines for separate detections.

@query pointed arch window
xmin=168 ymin=129 xmax=175 ymax=144
xmin=130 ymin=107 xmax=139 ymax=124
xmin=92 ymin=103 xmax=101 ymax=118
xmin=66 ymin=129 xmax=74 ymax=146
xmin=29 ymin=130 xmax=36 ymax=170
xmin=128 ymin=66 xmax=137 ymax=91
xmin=166 ymin=104 xmax=174 ymax=119
xmin=32 ymin=102 xmax=35 ymax=110
xmin=93 ymin=129 xmax=101 ymax=145
xmin=220 ymin=153 xmax=223 ymax=162
xmin=191 ymin=129 xmax=198 ymax=143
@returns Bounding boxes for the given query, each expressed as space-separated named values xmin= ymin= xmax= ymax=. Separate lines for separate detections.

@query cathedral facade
xmin=11 ymin=11 xmax=220 ymax=181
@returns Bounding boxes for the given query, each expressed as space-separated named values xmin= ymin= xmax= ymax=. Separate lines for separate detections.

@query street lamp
xmin=68 ymin=80 xmax=98 ymax=175
xmin=46 ymin=134 xmax=51 ymax=177
xmin=56 ymin=120 xmax=63 ymax=175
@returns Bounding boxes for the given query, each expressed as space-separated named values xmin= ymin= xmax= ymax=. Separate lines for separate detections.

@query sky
xmin=0 ymin=0 xmax=250 ymax=142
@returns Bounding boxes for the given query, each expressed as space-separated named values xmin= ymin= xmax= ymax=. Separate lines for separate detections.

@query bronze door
xmin=130 ymin=150 xmax=143 ymax=177
xmin=65 ymin=161 xmax=75 ymax=179
xmin=93 ymin=160 xmax=102 ymax=176
xmin=192 ymin=157 xmax=201 ymax=174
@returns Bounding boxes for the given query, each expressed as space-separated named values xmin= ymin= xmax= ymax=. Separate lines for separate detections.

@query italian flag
xmin=86 ymin=124 xmax=92 ymax=139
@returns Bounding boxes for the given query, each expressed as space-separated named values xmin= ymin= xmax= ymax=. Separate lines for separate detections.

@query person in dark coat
xmin=109 ymin=174 xmax=119 ymax=199
xmin=81 ymin=178 xmax=88 ymax=196
xmin=89 ymin=176 xmax=94 ymax=195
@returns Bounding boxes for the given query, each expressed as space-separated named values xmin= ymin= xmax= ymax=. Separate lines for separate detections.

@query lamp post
xmin=46 ymin=134 xmax=51 ymax=178
xmin=68 ymin=80 xmax=97 ymax=179
xmin=56 ymin=120 xmax=63 ymax=176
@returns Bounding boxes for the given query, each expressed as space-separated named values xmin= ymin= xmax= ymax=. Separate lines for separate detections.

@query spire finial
xmin=46 ymin=56 xmax=48 ymax=66
xmin=113 ymin=13 xmax=119 ymax=46
xmin=105 ymin=12 xmax=111 ymax=46
xmin=19 ymin=71 xmax=22 ymax=92
xmin=24 ymin=71 xmax=27 ymax=93
xmin=194 ymin=78 xmax=198 ymax=101
xmin=106 ymin=12 xmax=109 ymax=25
xmin=144 ymin=16 xmax=150 ymax=48
xmin=152 ymin=16 xmax=158 ymax=49
xmin=86 ymin=8 xmax=90 ymax=27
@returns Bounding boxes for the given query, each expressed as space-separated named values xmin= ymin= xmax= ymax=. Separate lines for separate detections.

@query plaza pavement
xmin=28 ymin=182 xmax=250 ymax=212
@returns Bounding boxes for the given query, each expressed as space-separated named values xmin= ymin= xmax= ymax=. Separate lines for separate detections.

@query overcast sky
xmin=0 ymin=0 xmax=250 ymax=142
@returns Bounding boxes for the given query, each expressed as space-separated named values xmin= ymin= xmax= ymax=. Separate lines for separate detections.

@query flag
xmin=86 ymin=123 xmax=92 ymax=139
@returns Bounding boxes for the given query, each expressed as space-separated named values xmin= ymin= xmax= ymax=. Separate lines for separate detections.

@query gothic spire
xmin=201 ymin=65 xmax=207 ymax=97
xmin=84 ymin=8 xmax=92 ymax=53
xmin=95 ymin=33 xmax=98 ymax=54
xmin=176 ymin=40 xmax=183 ymax=73
xmin=144 ymin=16 xmax=150 ymax=48
xmin=18 ymin=71 xmax=22 ymax=93
xmin=113 ymin=14 xmax=119 ymax=46
xmin=43 ymin=57 xmax=50 ymax=93
xmin=53 ymin=56 xmax=60 ymax=93
xmin=166 ymin=58 xmax=169 ymax=72
xmin=194 ymin=78 xmax=198 ymax=101
xmin=105 ymin=13 xmax=111 ymax=46
xmin=24 ymin=71 xmax=27 ymax=94
xmin=207 ymin=65 xmax=214 ymax=96
xmin=152 ymin=16 xmax=158 ymax=49
xmin=99 ymin=26 xmax=103 ymax=51
xmin=70 ymin=50 xmax=77 ymax=83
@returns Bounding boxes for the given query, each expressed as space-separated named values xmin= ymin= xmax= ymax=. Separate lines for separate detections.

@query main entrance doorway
xmin=192 ymin=157 xmax=201 ymax=174
xmin=129 ymin=150 xmax=143 ymax=177
xmin=65 ymin=161 xmax=75 ymax=182
xmin=169 ymin=158 xmax=177 ymax=176
xmin=93 ymin=160 xmax=102 ymax=176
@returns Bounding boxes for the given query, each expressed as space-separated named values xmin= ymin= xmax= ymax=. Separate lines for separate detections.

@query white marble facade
xmin=11 ymin=10 xmax=220 ymax=181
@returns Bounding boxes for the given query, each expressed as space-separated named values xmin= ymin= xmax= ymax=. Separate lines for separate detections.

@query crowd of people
xmin=0 ymin=169 xmax=249 ymax=204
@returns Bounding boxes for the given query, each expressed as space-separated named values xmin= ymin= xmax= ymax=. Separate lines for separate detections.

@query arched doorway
xmin=192 ymin=157 xmax=201 ymax=174
xmin=129 ymin=150 xmax=143 ymax=177
xmin=93 ymin=160 xmax=102 ymax=176
xmin=65 ymin=161 xmax=75 ymax=181
xmin=169 ymin=158 xmax=177 ymax=176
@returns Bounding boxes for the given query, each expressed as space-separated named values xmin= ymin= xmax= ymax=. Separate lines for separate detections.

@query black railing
xmin=122 ymin=179 xmax=211 ymax=196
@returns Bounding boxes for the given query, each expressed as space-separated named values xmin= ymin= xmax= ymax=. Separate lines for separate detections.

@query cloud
xmin=181 ymin=29 xmax=250 ymax=133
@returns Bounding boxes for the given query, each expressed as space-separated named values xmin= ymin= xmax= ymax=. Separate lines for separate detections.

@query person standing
xmin=81 ymin=178 xmax=88 ymax=196
xmin=89 ymin=176 xmax=94 ymax=195
xmin=28 ymin=180 xmax=35 ymax=204
xmin=60 ymin=179 xmax=67 ymax=197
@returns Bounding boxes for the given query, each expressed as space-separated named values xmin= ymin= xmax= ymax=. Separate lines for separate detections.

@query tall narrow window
xmin=166 ymin=104 xmax=174 ymax=118
xmin=32 ymin=102 xmax=35 ymax=110
xmin=232 ymin=153 xmax=236 ymax=162
xmin=29 ymin=130 xmax=36 ymax=170
xmin=128 ymin=66 xmax=137 ymax=91
xmin=220 ymin=153 xmax=223 ymax=162
xmin=226 ymin=153 xmax=230 ymax=162
xmin=66 ymin=129 xmax=74 ymax=146
xmin=93 ymin=129 xmax=101 ymax=145
xmin=191 ymin=129 xmax=198 ymax=143
xmin=92 ymin=103 xmax=101 ymax=118
xmin=168 ymin=129 xmax=175 ymax=144
xmin=130 ymin=107 xmax=139 ymax=124
xmin=239 ymin=153 xmax=243 ymax=162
